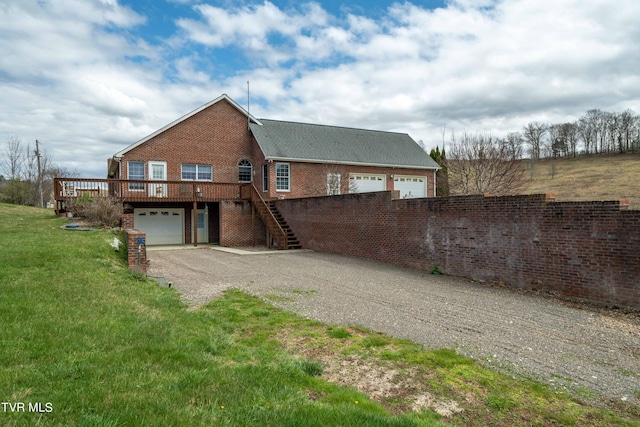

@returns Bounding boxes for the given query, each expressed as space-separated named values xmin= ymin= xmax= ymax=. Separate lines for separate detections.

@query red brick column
xmin=124 ymin=228 xmax=147 ymax=275
xmin=122 ymin=213 xmax=134 ymax=229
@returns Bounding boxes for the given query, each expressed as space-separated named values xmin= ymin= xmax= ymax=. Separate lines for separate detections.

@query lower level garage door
xmin=134 ymin=208 xmax=184 ymax=245
xmin=394 ymin=176 xmax=426 ymax=198
xmin=349 ymin=174 xmax=386 ymax=193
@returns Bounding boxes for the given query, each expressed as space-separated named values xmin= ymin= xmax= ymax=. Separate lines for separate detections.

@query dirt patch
xmin=276 ymin=328 xmax=463 ymax=417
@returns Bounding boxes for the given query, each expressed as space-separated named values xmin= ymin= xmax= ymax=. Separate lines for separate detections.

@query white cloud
xmin=1 ymin=0 xmax=640 ymax=177
xmin=177 ymin=1 xmax=331 ymax=64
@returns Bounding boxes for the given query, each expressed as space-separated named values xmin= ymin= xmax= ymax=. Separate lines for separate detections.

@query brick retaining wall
xmin=276 ymin=192 xmax=640 ymax=310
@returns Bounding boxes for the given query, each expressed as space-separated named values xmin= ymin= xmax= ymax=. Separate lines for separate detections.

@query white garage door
xmin=394 ymin=176 xmax=426 ymax=198
xmin=349 ymin=174 xmax=386 ymax=193
xmin=134 ymin=208 xmax=184 ymax=245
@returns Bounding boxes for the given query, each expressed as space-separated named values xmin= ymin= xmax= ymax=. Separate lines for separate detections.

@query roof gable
xmin=250 ymin=119 xmax=439 ymax=170
xmin=114 ymin=94 xmax=261 ymax=157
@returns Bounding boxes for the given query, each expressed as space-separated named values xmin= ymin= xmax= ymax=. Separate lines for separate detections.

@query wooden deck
xmin=54 ymin=178 xmax=251 ymax=212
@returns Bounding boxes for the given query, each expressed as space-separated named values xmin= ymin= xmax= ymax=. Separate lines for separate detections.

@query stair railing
xmin=250 ymin=184 xmax=288 ymax=250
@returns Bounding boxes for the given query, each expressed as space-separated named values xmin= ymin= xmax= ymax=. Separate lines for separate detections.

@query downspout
xmin=433 ymin=169 xmax=437 ymax=197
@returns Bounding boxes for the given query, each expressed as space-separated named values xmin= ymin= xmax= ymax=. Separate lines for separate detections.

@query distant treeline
xmin=507 ymin=109 xmax=639 ymax=159
xmin=0 ymin=136 xmax=74 ymax=206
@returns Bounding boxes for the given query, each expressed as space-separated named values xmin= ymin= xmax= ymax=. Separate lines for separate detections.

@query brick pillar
xmin=124 ymin=228 xmax=147 ymax=275
xmin=122 ymin=213 xmax=134 ymax=229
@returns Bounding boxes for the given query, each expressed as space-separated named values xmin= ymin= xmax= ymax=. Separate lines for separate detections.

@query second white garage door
xmin=134 ymin=208 xmax=184 ymax=245
xmin=349 ymin=174 xmax=386 ymax=193
xmin=394 ymin=176 xmax=426 ymax=198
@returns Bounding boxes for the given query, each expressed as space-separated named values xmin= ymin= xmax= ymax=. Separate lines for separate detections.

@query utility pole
xmin=35 ymin=139 xmax=43 ymax=208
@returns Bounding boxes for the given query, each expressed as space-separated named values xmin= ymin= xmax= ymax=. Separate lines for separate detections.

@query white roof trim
xmin=113 ymin=94 xmax=262 ymax=158
xmin=265 ymin=156 xmax=440 ymax=170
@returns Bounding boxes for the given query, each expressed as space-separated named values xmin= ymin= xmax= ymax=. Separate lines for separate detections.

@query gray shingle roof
xmin=250 ymin=119 xmax=439 ymax=169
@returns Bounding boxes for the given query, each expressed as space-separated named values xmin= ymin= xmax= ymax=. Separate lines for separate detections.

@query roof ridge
xmin=258 ymin=118 xmax=408 ymax=136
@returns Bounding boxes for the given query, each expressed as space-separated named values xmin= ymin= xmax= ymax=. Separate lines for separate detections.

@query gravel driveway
xmin=147 ymin=247 xmax=640 ymax=406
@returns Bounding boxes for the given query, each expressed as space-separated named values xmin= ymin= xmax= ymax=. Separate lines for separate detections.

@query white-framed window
xmin=181 ymin=164 xmax=212 ymax=181
xmin=327 ymin=173 xmax=341 ymax=195
xmin=262 ymin=164 xmax=269 ymax=192
xmin=238 ymin=159 xmax=252 ymax=182
xmin=276 ymin=162 xmax=290 ymax=191
xmin=128 ymin=161 xmax=145 ymax=190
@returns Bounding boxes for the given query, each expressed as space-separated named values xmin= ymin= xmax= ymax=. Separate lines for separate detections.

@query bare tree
xmin=578 ymin=114 xmax=595 ymax=154
xmin=582 ymin=109 xmax=602 ymax=154
xmin=616 ymin=109 xmax=636 ymax=153
xmin=604 ymin=112 xmax=618 ymax=153
xmin=0 ymin=138 xmax=62 ymax=206
xmin=631 ymin=112 xmax=640 ymax=152
xmin=547 ymin=124 xmax=561 ymax=158
xmin=503 ymin=132 xmax=524 ymax=158
xmin=1 ymin=136 xmax=26 ymax=179
xmin=596 ymin=110 xmax=611 ymax=154
xmin=563 ymin=122 xmax=579 ymax=157
xmin=522 ymin=122 xmax=547 ymax=159
xmin=546 ymin=123 xmax=575 ymax=158
xmin=445 ymin=132 xmax=526 ymax=196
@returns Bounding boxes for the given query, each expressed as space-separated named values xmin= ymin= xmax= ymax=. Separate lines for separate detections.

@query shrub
xmin=75 ymin=196 xmax=123 ymax=228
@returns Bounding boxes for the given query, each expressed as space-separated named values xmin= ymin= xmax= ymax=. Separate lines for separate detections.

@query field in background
xmin=522 ymin=152 xmax=640 ymax=209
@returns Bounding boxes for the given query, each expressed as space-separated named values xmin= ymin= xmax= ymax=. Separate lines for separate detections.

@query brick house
xmin=56 ymin=94 xmax=439 ymax=247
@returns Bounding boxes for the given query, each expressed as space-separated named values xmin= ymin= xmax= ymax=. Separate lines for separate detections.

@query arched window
xmin=238 ymin=159 xmax=252 ymax=182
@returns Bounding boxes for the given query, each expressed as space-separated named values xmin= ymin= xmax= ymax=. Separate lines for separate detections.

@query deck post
xmin=251 ymin=203 xmax=255 ymax=247
xmin=192 ymin=200 xmax=198 ymax=247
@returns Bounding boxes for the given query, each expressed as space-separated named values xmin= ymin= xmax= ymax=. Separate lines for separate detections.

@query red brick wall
xmin=255 ymin=161 xmax=436 ymax=200
xmin=119 ymin=99 xmax=259 ymax=182
xmin=122 ymin=213 xmax=134 ymax=229
xmin=276 ymin=192 xmax=640 ymax=310
xmin=220 ymin=201 xmax=266 ymax=247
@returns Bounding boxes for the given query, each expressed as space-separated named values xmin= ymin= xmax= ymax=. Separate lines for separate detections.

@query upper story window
xmin=182 ymin=164 xmax=212 ymax=181
xmin=238 ymin=159 xmax=252 ymax=182
xmin=128 ymin=161 xmax=145 ymax=190
xmin=276 ymin=162 xmax=290 ymax=191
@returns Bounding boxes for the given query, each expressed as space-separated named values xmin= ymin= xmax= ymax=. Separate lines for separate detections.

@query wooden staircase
xmin=266 ymin=200 xmax=302 ymax=249
xmin=250 ymin=185 xmax=301 ymax=250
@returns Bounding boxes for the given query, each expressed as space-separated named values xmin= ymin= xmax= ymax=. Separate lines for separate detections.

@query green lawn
xmin=0 ymin=203 xmax=638 ymax=426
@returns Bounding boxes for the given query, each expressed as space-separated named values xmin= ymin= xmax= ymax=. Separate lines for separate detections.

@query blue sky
xmin=1 ymin=0 xmax=639 ymax=177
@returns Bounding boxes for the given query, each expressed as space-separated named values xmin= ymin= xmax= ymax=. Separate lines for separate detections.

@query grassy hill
xmin=521 ymin=152 xmax=640 ymax=209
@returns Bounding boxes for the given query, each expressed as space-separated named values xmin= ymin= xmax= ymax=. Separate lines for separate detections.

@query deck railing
xmin=54 ymin=178 xmax=251 ymax=205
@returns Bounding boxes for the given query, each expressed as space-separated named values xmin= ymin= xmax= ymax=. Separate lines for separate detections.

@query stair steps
xmin=249 ymin=184 xmax=301 ymax=250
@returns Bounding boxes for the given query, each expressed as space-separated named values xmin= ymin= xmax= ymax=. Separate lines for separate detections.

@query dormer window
xmin=238 ymin=159 xmax=252 ymax=182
